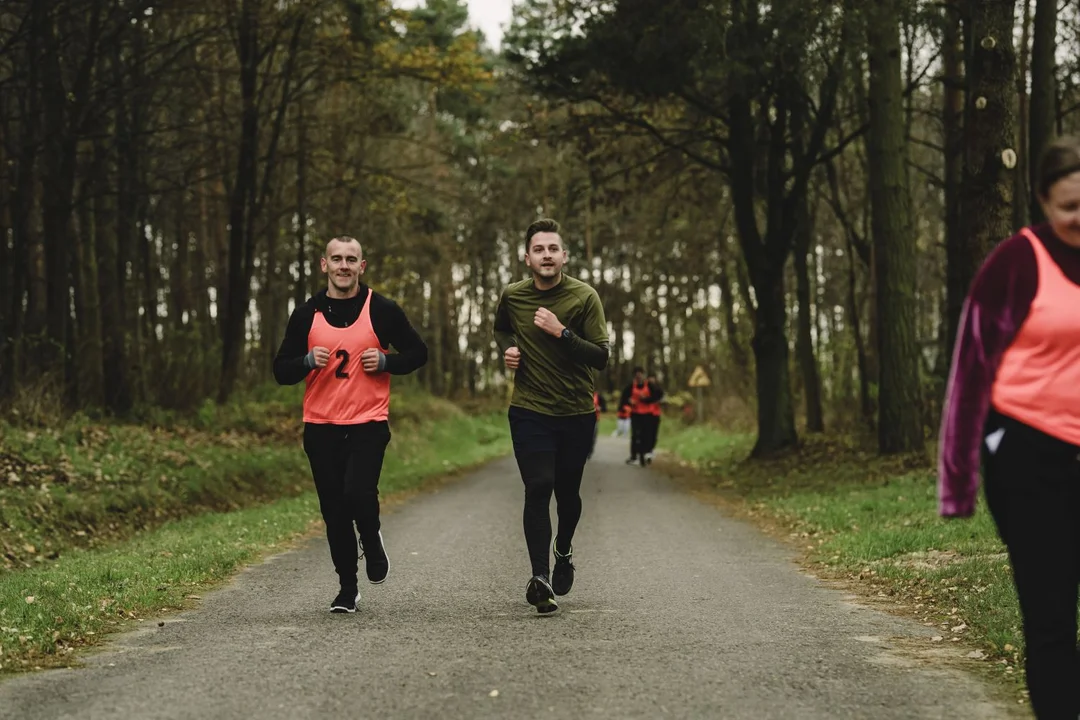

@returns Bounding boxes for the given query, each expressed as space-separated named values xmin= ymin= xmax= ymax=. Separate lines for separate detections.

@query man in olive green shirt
xmin=494 ymin=218 xmax=610 ymax=614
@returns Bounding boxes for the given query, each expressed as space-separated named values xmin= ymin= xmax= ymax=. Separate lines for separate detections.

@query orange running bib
xmin=303 ymin=293 xmax=391 ymax=424
xmin=992 ymin=227 xmax=1080 ymax=444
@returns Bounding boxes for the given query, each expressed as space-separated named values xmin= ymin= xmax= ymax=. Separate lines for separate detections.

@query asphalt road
xmin=0 ymin=437 xmax=1022 ymax=719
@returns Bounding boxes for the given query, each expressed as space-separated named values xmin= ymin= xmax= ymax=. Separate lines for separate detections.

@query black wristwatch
xmin=560 ymin=327 xmax=573 ymax=340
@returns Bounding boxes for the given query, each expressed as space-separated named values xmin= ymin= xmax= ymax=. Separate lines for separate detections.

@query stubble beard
xmin=330 ymin=274 xmax=357 ymax=296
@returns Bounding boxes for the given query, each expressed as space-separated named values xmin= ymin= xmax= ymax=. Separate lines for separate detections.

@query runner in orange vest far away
xmin=619 ymin=367 xmax=665 ymax=466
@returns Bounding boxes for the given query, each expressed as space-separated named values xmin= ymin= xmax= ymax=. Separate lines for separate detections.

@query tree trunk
xmin=951 ymin=0 xmax=1018 ymax=350
xmin=846 ymin=233 xmax=872 ymax=423
xmin=0 ymin=101 xmax=10 ymax=400
xmin=942 ymin=0 xmax=966 ymax=367
xmin=1014 ymin=0 xmax=1032 ymax=230
xmin=95 ymin=139 xmax=133 ymax=414
xmin=1028 ymin=0 xmax=1057 ymax=221
xmin=718 ymin=258 xmax=749 ymax=373
xmin=295 ymin=99 xmax=309 ymax=309
xmin=749 ymin=266 xmax=798 ymax=457
xmin=39 ymin=7 xmax=77 ymax=388
xmin=74 ymin=179 xmax=105 ymax=407
xmin=4 ymin=42 xmax=40 ymax=398
xmin=220 ymin=7 xmax=303 ymax=401
xmin=219 ymin=0 xmax=260 ymax=403
xmin=794 ymin=188 xmax=824 ymax=432
xmin=868 ymin=0 xmax=924 ymax=454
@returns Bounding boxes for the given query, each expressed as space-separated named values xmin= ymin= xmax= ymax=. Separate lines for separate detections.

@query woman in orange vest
xmin=939 ymin=136 xmax=1080 ymax=718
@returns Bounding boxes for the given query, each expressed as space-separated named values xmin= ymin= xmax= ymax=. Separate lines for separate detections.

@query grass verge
xmin=0 ymin=385 xmax=510 ymax=674
xmin=658 ymin=425 xmax=1028 ymax=694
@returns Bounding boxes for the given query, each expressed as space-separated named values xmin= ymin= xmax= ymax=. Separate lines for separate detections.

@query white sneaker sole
xmin=330 ymin=592 xmax=361 ymax=613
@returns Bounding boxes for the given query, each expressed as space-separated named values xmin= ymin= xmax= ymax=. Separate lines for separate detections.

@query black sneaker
xmin=330 ymin=588 xmax=360 ymax=613
xmin=551 ymin=541 xmax=574 ymax=596
xmin=360 ymin=531 xmax=389 ymax=584
xmin=525 ymin=575 xmax=558 ymax=614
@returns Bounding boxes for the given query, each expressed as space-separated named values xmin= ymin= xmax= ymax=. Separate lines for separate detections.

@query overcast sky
xmin=395 ymin=0 xmax=515 ymax=49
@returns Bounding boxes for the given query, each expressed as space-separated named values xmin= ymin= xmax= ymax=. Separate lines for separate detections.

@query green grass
xmin=0 ymin=385 xmax=511 ymax=673
xmin=660 ymin=425 xmax=1026 ymax=685
xmin=0 ymin=384 xmax=498 ymax=569
xmin=0 ymin=495 xmax=321 ymax=673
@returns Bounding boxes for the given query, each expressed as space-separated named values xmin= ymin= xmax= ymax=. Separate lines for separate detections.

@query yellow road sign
xmin=687 ymin=365 xmax=711 ymax=388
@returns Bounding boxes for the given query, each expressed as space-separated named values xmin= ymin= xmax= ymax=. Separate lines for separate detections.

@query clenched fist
xmin=504 ymin=346 xmax=521 ymax=370
xmin=533 ymin=307 xmax=565 ymax=337
xmin=361 ymin=348 xmax=382 ymax=373
xmin=310 ymin=346 xmax=331 ymax=368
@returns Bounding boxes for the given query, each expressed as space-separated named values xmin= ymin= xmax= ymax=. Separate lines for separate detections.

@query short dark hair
xmin=1037 ymin=136 xmax=1080 ymax=198
xmin=633 ymin=366 xmax=644 ymax=374
xmin=326 ymin=236 xmax=362 ymax=257
xmin=525 ymin=219 xmax=561 ymax=248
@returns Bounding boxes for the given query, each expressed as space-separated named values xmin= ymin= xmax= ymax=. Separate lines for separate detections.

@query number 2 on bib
xmin=334 ymin=349 xmax=350 ymax=379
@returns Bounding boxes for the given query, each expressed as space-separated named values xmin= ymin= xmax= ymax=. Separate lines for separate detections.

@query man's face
xmin=321 ymin=239 xmax=365 ymax=294
xmin=634 ymin=371 xmax=644 ymax=384
xmin=524 ymin=232 xmax=567 ymax=279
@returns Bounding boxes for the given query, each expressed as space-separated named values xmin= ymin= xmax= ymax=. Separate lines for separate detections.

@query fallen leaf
xmin=950 ymin=623 xmax=967 ymax=633
xmin=931 ymin=636 xmax=944 ymax=642
xmin=489 ymin=690 xmax=499 ymax=698
xmin=24 ymin=596 xmax=34 ymax=604
xmin=966 ymin=650 xmax=986 ymax=659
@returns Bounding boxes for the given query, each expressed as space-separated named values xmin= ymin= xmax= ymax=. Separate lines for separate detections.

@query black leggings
xmin=630 ymin=413 xmax=660 ymax=459
xmin=303 ymin=421 xmax=391 ymax=590
xmin=509 ymin=407 xmax=596 ymax=578
xmin=983 ymin=410 xmax=1080 ymax=720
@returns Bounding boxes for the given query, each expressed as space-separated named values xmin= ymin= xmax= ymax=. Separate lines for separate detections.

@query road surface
xmin=0 ymin=437 xmax=1021 ymax=719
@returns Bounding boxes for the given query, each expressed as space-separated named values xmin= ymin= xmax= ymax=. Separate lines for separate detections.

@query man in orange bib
xmin=273 ymin=236 xmax=428 ymax=614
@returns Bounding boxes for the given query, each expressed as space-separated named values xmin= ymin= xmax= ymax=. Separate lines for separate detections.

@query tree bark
xmin=868 ymin=0 xmax=924 ymax=453
xmin=74 ymin=178 xmax=105 ymax=407
xmin=952 ymin=0 xmax=1018 ymax=351
xmin=1014 ymin=0 xmax=1032 ymax=230
xmin=794 ymin=194 xmax=824 ymax=433
xmin=942 ymin=0 xmax=966 ymax=367
xmin=749 ymin=265 xmax=798 ymax=456
xmin=95 ymin=138 xmax=133 ymax=414
xmin=219 ymin=0 xmax=261 ymax=403
xmin=1028 ymin=0 xmax=1057 ymax=221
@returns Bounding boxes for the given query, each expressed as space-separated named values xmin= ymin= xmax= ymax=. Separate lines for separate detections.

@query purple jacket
xmin=938 ymin=224 xmax=1080 ymax=517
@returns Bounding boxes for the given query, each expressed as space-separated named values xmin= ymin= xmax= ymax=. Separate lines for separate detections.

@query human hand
xmin=361 ymin=348 xmax=382 ymax=373
xmin=311 ymin=346 xmax=331 ymax=368
xmin=504 ymin=347 xmax=521 ymax=370
xmin=533 ymin=307 xmax=565 ymax=337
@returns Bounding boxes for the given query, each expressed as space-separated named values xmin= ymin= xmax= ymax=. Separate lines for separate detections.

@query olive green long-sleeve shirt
xmin=493 ymin=275 xmax=609 ymax=416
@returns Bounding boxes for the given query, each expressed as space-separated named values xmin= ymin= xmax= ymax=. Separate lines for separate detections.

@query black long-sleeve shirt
xmin=273 ymin=286 xmax=428 ymax=385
